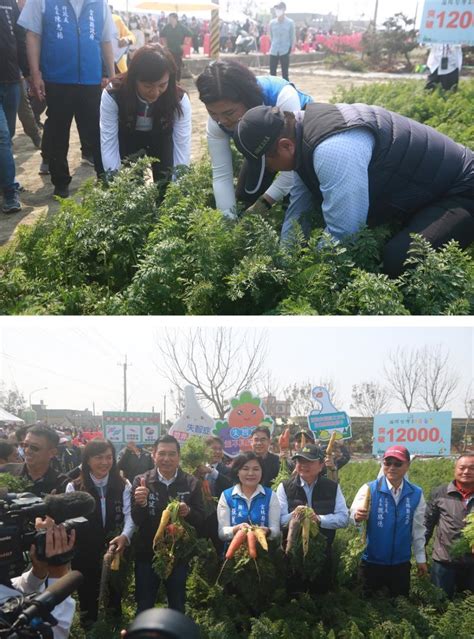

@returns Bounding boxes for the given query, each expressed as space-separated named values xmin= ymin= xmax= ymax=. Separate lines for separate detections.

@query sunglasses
xmin=383 ymin=459 xmax=404 ymax=468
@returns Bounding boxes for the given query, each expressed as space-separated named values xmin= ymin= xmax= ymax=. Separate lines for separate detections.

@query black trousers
xmin=382 ymin=191 xmax=474 ymax=277
xmin=361 ymin=560 xmax=411 ymax=597
xmin=270 ymin=52 xmax=290 ymax=81
xmin=44 ymin=82 xmax=103 ymax=187
xmin=425 ymin=68 xmax=459 ymax=91
xmin=118 ymin=128 xmax=174 ymax=184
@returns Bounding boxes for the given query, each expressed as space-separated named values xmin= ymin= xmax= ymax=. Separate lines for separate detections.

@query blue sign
xmin=373 ymin=411 xmax=452 ymax=456
xmin=307 ymin=412 xmax=352 ymax=440
xmin=419 ymin=0 xmax=474 ymax=45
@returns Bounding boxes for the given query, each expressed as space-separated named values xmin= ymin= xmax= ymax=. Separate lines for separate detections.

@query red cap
xmin=383 ymin=445 xmax=410 ymax=462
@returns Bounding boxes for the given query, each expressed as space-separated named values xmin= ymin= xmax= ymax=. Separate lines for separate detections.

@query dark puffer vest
xmin=283 ymin=474 xmax=338 ymax=544
xmin=296 ymin=103 xmax=474 ymax=226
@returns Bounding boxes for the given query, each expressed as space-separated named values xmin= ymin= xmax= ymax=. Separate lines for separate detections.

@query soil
xmin=1 ymin=67 xmax=421 ymax=246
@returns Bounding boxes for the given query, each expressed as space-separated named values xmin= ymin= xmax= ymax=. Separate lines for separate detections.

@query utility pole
xmin=118 ymin=356 xmax=131 ymax=412
xmin=372 ymin=0 xmax=379 ymax=31
xmin=163 ymin=394 xmax=167 ymax=426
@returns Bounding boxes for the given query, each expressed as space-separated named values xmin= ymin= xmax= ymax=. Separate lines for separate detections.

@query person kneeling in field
xmin=100 ymin=44 xmax=191 ymax=186
xmin=425 ymin=452 xmax=474 ymax=598
xmin=351 ymin=445 xmax=427 ymax=597
xmin=232 ymin=104 xmax=474 ymax=277
xmin=276 ymin=444 xmax=349 ymax=593
xmin=196 ymin=60 xmax=313 ymax=219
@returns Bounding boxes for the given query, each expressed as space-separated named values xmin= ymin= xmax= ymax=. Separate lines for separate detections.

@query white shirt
xmin=350 ymin=478 xmax=427 ymax=563
xmin=217 ymin=484 xmax=281 ymax=541
xmin=100 ymin=89 xmax=192 ymax=175
xmin=427 ymin=44 xmax=462 ymax=75
xmin=157 ymin=468 xmax=178 ymax=486
xmin=276 ymin=477 xmax=349 ymax=529
xmin=66 ymin=474 xmax=135 ymax=542
xmin=0 ymin=569 xmax=75 ymax=639
xmin=207 ymin=83 xmax=301 ymax=218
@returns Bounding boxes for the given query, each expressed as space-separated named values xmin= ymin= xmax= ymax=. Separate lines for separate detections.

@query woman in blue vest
xmin=196 ymin=60 xmax=313 ymax=219
xmin=217 ymin=451 xmax=280 ymax=545
xmin=100 ymin=44 xmax=191 ymax=187
xmin=66 ymin=439 xmax=135 ymax=629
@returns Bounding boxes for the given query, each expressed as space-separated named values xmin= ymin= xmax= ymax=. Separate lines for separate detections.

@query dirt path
xmin=1 ymin=69 xmax=419 ymax=246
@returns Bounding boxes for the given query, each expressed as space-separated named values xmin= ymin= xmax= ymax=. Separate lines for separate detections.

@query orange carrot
xmin=278 ymin=428 xmax=290 ymax=451
xmin=202 ymin=479 xmax=212 ymax=498
xmin=247 ymin=529 xmax=258 ymax=559
xmin=225 ymin=528 xmax=248 ymax=560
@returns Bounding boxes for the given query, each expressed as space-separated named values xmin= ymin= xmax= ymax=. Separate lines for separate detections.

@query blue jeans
xmin=0 ymin=82 xmax=20 ymax=195
xmin=431 ymin=559 xmax=474 ymax=599
xmin=135 ymin=558 xmax=188 ymax=613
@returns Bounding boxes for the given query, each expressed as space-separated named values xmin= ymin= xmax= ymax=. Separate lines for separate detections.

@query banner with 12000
xmin=419 ymin=0 xmax=474 ymax=45
xmin=373 ymin=411 xmax=452 ymax=456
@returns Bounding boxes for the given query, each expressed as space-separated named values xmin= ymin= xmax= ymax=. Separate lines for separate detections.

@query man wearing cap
xmin=350 ymin=445 xmax=427 ymax=597
xmin=232 ymin=104 xmax=474 ymax=277
xmin=276 ymin=443 xmax=349 ymax=591
xmin=269 ymin=2 xmax=295 ymax=81
xmin=424 ymin=452 xmax=474 ymax=598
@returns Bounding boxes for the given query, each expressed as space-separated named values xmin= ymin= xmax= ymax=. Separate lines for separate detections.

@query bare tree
xmin=351 ymin=382 xmax=391 ymax=417
xmin=418 ymin=344 xmax=459 ymax=412
xmin=257 ymin=371 xmax=282 ymax=400
xmin=0 ymin=384 xmax=26 ymax=416
xmin=283 ymin=378 xmax=341 ymax=417
xmin=156 ymin=328 xmax=268 ymax=419
xmin=384 ymin=347 xmax=423 ymax=412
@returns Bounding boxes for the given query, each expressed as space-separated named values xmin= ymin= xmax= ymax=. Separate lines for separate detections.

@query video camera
xmin=0 ymin=491 xmax=95 ymax=578
xmin=124 ymin=608 xmax=200 ymax=639
xmin=0 ymin=569 xmax=83 ymax=638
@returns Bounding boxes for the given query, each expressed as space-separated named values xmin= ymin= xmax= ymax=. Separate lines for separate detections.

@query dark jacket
xmin=259 ymin=451 xmax=280 ymax=488
xmin=425 ymin=481 xmax=474 ymax=565
xmin=19 ymin=463 xmax=68 ymax=497
xmin=209 ymin=462 xmax=233 ymax=499
xmin=0 ymin=0 xmax=28 ymax=82
xmin=283 ymin=474 xmax=338 ymax=544
xmin=131 ymin=467 xmax=205 ymax=560
xmin=117 ymin=448 xmax=154 ymax=482
xmin=297 ymin=103 xmax=474 ymax=227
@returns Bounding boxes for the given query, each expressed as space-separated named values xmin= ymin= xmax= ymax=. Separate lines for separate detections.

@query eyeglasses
xmin=383 ymin=459 xmax=404 ymax=468
xmin=252 ymin=438 xmax=269 ymax=443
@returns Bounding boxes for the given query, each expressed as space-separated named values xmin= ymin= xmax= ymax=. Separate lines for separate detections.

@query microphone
xmin=16 ymin=570 xmax=83 ymax=626
xmin=8 ymin=491 xmax=96 ymax=522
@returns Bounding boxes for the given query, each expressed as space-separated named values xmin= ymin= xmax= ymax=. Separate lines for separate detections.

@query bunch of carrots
xmin=217 ymin=524 xmax=269 ymax=582
xmin=271 ymin=428 xmax=291 ymax=490
xmin=152 ymin=500 xmax=194 ymax=579
xmin=285 ymin=506 xmax=319 ymax=558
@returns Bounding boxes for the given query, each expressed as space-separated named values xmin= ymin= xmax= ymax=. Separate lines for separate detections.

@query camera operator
xmin=0 ymin=518 xmax=77 ymax=639
xmin=8 ymin=425 xmax=69 ymax=497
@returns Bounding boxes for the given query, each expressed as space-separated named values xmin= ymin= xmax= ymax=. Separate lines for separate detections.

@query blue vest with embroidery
xmin=363 ymin=475 xmax=422 ymax=565
xmin=257 ymin=75 xmax=313 ymax=109
xmin=224 ymin=486 xmax=272 ymax=527
xmin=40 ymin=0 xmax=104 ymax=84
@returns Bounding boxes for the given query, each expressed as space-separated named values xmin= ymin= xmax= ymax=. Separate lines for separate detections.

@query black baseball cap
xmin=293 ymin=430 xmax=315 ymax=443
xmin=292 ymin=444 xmax=325 ymax=462
xmin=233 ymin=105 xmax=285 ymax=195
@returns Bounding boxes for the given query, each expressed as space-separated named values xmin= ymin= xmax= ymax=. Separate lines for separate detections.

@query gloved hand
xmin=245 ymin=197 xmax=272 ymax=217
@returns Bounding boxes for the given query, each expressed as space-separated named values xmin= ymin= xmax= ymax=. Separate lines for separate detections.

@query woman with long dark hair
xmin=66 ymin=439 xmax=134 ymax=629
xmin=100 ymin=44 xmax=191 ymax=183
xmin=196 ymin=59 xmax=313 ymax=218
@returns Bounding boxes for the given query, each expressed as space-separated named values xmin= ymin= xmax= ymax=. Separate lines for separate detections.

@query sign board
xmin=103 ymin=412 xmax=161 ymax=445
xmin=307 ymin=386 xmax=352 ymax=441
xmin=419 ymin=0 xmax=474 ymax=45
xmin=169 ymin=386 xmax=216 ymax=444
xmin=214 ymin=390 xmax=274 ymax=458
xmin=72 ymin=431 xmax=103 ymax=446
xmin=373 ymin=411 xmax=452 ymax=456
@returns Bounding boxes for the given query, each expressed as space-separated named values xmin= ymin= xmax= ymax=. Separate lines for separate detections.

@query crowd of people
xmin=0 ymin=420 xmax=472 ymax=634
xmin=2 ymin=0 xmax=473 ymax=271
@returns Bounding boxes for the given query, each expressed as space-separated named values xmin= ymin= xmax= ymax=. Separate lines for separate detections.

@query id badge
xmin=441 ymin=56 xmax=448 ymax=70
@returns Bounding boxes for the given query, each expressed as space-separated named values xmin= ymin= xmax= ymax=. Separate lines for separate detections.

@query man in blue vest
xmin=233 ymin=104 xmax=474 ymax=277
xmin=351 ymin=445 xmax=427 ymax=597
xmin=18 ymin=0 xmax=115 ymax=198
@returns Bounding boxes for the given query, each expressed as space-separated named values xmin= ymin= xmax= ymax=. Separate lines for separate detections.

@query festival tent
xmin=0 ymin=408 xmax=24 ymax=423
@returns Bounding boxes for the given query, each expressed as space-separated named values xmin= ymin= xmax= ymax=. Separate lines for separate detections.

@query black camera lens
xmin=125 ymin=609 xmax=200 ymax=639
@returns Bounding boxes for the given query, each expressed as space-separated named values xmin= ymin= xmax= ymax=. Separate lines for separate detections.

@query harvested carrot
xmin=225 ymin=528 xmax=248 ymax=560
xmin=153 ymin=509 xmax=171 ymax=548
xmin=362 ymin=483 xmax=371 ymax=511
xmin=301 ymin=517 xmax=310 ymax=557
xmin=110 ymin=552 xmax=120 ymax=571
xmin=285 ymin=516 xmax=301 ymax=554
xmin=247 ymin=530 xmax=258 ymax=559
xmin=254 ymin=527 xmax=268 ymax=551
xmin=278 ymin=428 xmax=291 ymax=451
xmin=325 ymin=431 xmax=337 ymax=456
xmin=202 ymin=478 xmax=212 ymax=498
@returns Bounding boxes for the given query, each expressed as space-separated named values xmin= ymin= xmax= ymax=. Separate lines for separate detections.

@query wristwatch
xmin=259 ymin=196 xmax=272 ymax=210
